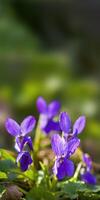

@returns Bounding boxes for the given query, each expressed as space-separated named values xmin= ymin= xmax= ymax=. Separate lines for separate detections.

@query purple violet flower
xmin=16 ymin=151 xmax=33 ymax=171
xmin=81 ymin=171 xmax=96 ymax=185
xmin=5 ymin=115 xmax=36 ymax=152
xmin=81 ymin=153 xmax=96 ymax=185
xmin=59 ymin=112 xmax=86 ymax=139
xmin=5 ymin=116 xmax=36 ymax=171
xmin=51 ymin=133 xmax=80 ymax=180
xmin=36 ymin=96 xmax=61 ymax=134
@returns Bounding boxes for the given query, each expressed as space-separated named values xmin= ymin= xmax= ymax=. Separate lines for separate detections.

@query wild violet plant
xmin=51 ymin=111 xmax=86 ymax=181
xmin=5 ymin=116 xmax=36 ymax=171
xmin=2 ymin=96 xmax=97 ymax=199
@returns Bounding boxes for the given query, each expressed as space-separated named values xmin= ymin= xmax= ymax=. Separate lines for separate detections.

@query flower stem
xmin=74 ymin=162 xmax=82 ymax=180
xmin=70 ymin=162 xmax=82 ymax=182
xmin=33 ymin=116 xmax=41 ymax=153
xmin=51 ymin=175 xmax=57 ymax=191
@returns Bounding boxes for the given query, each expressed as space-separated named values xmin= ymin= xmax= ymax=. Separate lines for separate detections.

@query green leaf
xmin=60 ymin=181 xmax=100 ymax=200
xmin=23 ymin=169 xmax=36 ymax=181
xmin=26 ymin=185 xmax=56 ymax=200
xmin=0 ymin=186 xmax=6 ymax=198
xmin=60 ymin=181 xmax=84 ymax=199
xmin=78 ymin=192 xmax=100 ymax=200
xmin=0 ymin=149 xmax=15 ymax=162
xmin=0 ymin=171 xmax=7 ymax=179
xmin=88 ymin=185 xmax=100 ymax=193
xmin=0 ymin=159 xmax=16 ymax=173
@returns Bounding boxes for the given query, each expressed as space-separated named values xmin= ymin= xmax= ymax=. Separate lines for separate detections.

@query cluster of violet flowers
xmin=5 ymin=96 xmax=96 ymax=185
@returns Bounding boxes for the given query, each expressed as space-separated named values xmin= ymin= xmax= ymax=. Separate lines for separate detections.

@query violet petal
xmin=17 ymin=151 xmax=32 ymax=171
xmin=21 ymin=116 xmax=36 ymax=136
xmin=59 ymin=112 xmax=71 ymax=133
xmin=57 ymin=158 xmax=74 ymax=180
xmin=43 ymin=120 xmax=61 ymax=134
xmin=15 ymin=137 xmax=21 ymax=152
xmin=52 ymin=158 xmax=59 ymax=176
xmin=39 ymin=114 xmax=48 ymax=129
xmin=48 ymin=101 xmax=61 ymax=118
xmin=64 ymin=158 xmax=74 ymax=177
xmin=67 ymin=137 xmax=80 ymax=158
xmin=51 ymin=134 xmax=68 ymax=157
xmin=83 ymin=154 xmax=92 ymax=171
xmin=5 ymin=118 xmax=20 ymax=137
xmin=36 ymin=96 xmax=47 ymax=113
xmin=73 ymin=116 xmax=86 ymax=134
xmin=81 ymin=171 xmax=96 ymax=185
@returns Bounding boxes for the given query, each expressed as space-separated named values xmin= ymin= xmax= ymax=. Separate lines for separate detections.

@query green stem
xmin=70 ymin=162 xmax=82 ymax=182
xmin=51 ymin=175 xmax=57 ymax=191
xmin=33 ymin=116 xmax=41 ymax=153
xmin=74 ymin=162 xmax=82 ymax=180
xmin=32 ymin=116 xmax=42 ymax=169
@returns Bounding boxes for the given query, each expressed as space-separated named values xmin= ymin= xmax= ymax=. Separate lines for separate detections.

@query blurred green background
xmin=0 ymin=1 xmax=99 ymax=162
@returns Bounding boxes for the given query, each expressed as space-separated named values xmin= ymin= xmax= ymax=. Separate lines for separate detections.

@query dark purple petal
xmin=81 ymin=171 xmax=96 ymax=185
xmin=73 ymin=116 xmax=86 ymax=134
xmin=20 ymin=136 xmax=33 ymax=151
xmin=53 ymin=158 xmax=65 ymax=180
xmin=43 ymin=120 xmax=61 ymax=134
xmin=21 ymin=116 xmax=36 ymax=136
xmin=56 ymin=160 xmax=66 ymax=180
xmin=36 ymin=96 xmax=47 ymax=114
xmin=48 ymin=101 xmax=61 ymax=118
xmin=64 ymin=158 xmax=74 ymax=177
xmin=51 ymin=134 xmax=68 ymax=156
xmin=83 ymin=154 xmax=92 ymax=171
xmin=17 ymin=151 xmax=33 ymax=171
xmin=56 ymin=158 xmax=74 ymax=180
xmin=5 ymin=118 xmax=20 ymax=137
xmin=56 ymin=160 xmax=65 ymax=180
xmin=67 ymin=137 xmax=80 ymax=158
xmin=59 ymin=112 xmax=71 ymax=133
